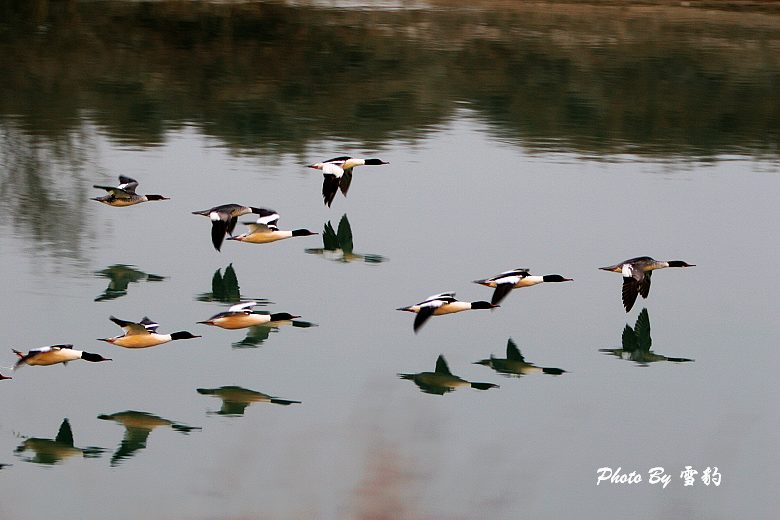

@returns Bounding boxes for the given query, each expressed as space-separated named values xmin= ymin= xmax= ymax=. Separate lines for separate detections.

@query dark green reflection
xmin=399 ymin=354 xmax=498 ymax=396
xmin=94 ymin=264 xmax=165 ymax=302
xmin=305 ymin=214 xmax=387 ymax=264
xmin=599 ymin=309 xmax=694 ymax=366
xmin=1 ymin=1 xmax=778 ymax=158
xmin=475 ymin=338 xmax=566 ymax=378
xmin=15 ymin=418 xmax=104 ymax=465
xmin=195 ymin=264 xmax=270 ymax=304
xmin=197 ymin=386 xmax=301 ymax=416
xmin=229 ymin=318 xmax=316 ymax=349
xmin=98 ymin=411 xmax=200 ymax=467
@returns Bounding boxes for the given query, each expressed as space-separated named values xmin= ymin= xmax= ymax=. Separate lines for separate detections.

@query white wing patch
xmin=228 ymin=301 xmax=257 ymax=313
xmin=322 ymin=163 xmax=344 ymax=176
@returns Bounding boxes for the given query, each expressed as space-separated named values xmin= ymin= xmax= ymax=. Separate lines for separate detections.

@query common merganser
xmin=226 ymin=209 xmax=317 ymax=244
xmin=98 ymin=316 xmax=200 ymax=348
xmin=399 ymin=354 xmax=498 ymax=395
xmin=307 ymin=156 xmax=388 ymax=207
xmin=197 ymin=386 xmax=301 ymax=415
xmin=397 ymin=292 xmax=498 ymax=333
xmin=192 ymin=204 xmax=269 ymax=251
xmin=92 ymin=176 xmax=169 ymax=207
xmin=474 ymin=338 xmax=566 ymax=377
xmin=474 ymin=268 xmax=573 ymax=305
xmin=599 ymin=308 xmax=694 ymax=365
xmin=599 ymin=256 xmax=695 ymax=312
xmin=197 ymin=301 xmax=300 ymax=330
xmin=12 ymin=345 xmax=111 ymax=368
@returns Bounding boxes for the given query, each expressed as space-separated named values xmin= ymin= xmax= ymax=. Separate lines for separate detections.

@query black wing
xmin=118 ymin=176 xmax=139 ymax=193
xmin=491 ymin=283 xmax=515 ymax=305
xmin=211 ymin=220 xmax=229 ymax=251
xmin=339 ymin=171 xmax=353 ymax=197
xmin=639 ymin=271 xmax=652 ymax=299
xmin=622 ymin=277 xmax=640 ymax=312
xmin=506 ymin=338 xmax=525 ymax=362
xmin=324 ymin=156 xmax=351 ymax=163
xmin=322 ymin=174 xmax=340 ymax=207
xmin=225 ymin=216 xmax=238 ymax=237
xmin=413 ymin=306 xmax=436 ymax=333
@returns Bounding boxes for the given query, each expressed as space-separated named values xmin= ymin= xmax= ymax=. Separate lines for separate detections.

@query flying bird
xmin=198 ymin=301 xmax=301 ymax=329
xmin=92 ymin=176 xmax=169 ymax=207
xmin=98 ymin=316 xmax=200 ymax=348
xmin=397 ymin=292 xmax=498 ymax=333
xmin=307 ymin=156 xmax=388 ymax=207
xmin=474 ymin=268 xmax=572 ymax=305
xmin=599 ymin=256 xmax=695 ymax=312
xmin=12 ymin=345 xmax=111 ymax=368
xmin=226 ymin=209 xmax=317 ymax=244
xmin=192 ymin=204 xmax=269 ymax=251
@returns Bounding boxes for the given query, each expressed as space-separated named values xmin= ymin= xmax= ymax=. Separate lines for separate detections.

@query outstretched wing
xmin=211 ymin=220 xmax=229 ymax=251
xmin=140 ymin=317 xmax=159 ymax=333
xmin=117 ymin=176 xmax=139 ymax=193
xmin=109 ymin=316 xmax=149 ymax=336
xmin=639 ymin=271 xmax=652 ymax=299
xmin=228 ymin=301 xmax=257 ymax=313
xmin=621 ymin=277 xmax=640 ymax=313
xmin=491 ymin=283 xmax=515 ymax=305
xmin=413 ymin=306 xmax=436 ymax=333
xmin=339 ymin=171 xmax=353 ymax=197
xmin=322 ymin=174 xmax=340 ymax=207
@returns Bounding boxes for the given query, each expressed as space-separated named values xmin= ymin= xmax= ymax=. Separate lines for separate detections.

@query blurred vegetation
xmin=0 ymin=0 xmax=779 ymax=158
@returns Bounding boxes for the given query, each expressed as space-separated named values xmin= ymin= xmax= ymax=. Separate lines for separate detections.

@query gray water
xmin=1 ymin=2 xmax=779 ymax=519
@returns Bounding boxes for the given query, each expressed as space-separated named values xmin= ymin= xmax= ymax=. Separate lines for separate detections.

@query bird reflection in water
xmin=230 ymin=318 xmax=316 ymax=349
xmin=197 ymin=386 xmax=301 ymax=416
xmin=305 ymin=214 xmax=387 ymax=264
xmin=98 ymin=411 xmax=200 ymax=466
xmin=94 ymin=264 xmax=165 ymax=302
xmin=15 ymin=418 xmax=104 ymax=465
xmin=399 ymin=355 xmax=498 ymax=395
xmin=475 ymin=338 xmax=566 ymax=377
xmin=599 ymin=308 xmax=694 ymax=366
xmin=195 ymin=263 xmax=269 ymax=305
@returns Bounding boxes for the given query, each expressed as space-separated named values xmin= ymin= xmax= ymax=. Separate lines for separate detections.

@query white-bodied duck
xmin=92 ymin=176 xmax=169 ymax=207
xmin=12 ymin=345 xmax=111 ymax=368
xmin=307 ymin=156 xmax=388 ymax=207
xmin=197 ymin=301 xmax=301 ymax=330
xmin=397 ymin=292 xmax=498 ymax=333
xmin=599 ymin=256 xmax=695 ymax=312
xmin=474 ymin=268 xmax=573 ymax=305
xmin=98 ymin=316 xmax=200 ymax=348
xmin=226 ymin=209 xmax=316 ymax=245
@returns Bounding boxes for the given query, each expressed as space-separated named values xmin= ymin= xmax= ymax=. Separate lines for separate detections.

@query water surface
xmin=1 ymin=2 xmax=779 ymax=519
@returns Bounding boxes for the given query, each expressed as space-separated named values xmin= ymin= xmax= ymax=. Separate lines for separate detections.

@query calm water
xmin=1 ymin=1 xmax=779 ymax=519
